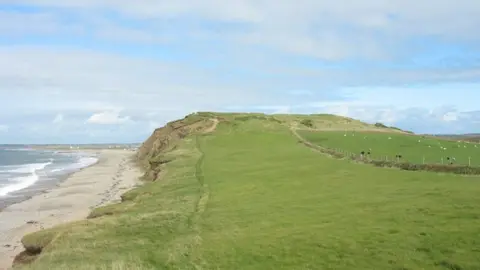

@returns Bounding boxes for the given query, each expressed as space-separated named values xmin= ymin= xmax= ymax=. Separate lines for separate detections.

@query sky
xmin=0 ymin=1 xmax=480 ymax=144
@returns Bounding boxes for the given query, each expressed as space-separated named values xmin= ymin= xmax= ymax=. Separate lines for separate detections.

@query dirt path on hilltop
xmin=203 ymin=118 xmax=219 ymax=133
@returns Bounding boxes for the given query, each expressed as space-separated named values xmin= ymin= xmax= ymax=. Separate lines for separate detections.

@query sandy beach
xmin=0 ymin=149 xmax=142 ymax=270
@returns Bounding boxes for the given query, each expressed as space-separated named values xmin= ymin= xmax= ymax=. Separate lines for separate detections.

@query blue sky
xmin=0 ymin=1 xmax=480 ymax=144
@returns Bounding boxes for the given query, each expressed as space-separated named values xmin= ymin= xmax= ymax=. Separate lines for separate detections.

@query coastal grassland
xmin=18 ymin=136 xmax=205 ymax=270
xmin=19 ymin=115 xmax=480 ymax=270
xmin=299 ymin=130 xmax=480 ymax=166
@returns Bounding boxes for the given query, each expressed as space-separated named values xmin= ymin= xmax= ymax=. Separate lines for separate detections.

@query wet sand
xmin=0 ymin=149 xmax=142 ymax=270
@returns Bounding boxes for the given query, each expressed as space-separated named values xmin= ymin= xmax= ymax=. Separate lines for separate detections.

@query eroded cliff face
xmin=136 ymin=113 xmax=216 ymax=181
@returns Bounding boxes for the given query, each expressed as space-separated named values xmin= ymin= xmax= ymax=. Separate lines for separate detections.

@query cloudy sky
xmin=0 ymin=1 xmax=479 ymax=144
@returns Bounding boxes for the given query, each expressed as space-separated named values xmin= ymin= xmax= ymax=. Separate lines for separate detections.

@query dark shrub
xmin=374 ymin=122 xmax=388 ymax=128
xmin=300 ymin=119 xmax=314 ymax=128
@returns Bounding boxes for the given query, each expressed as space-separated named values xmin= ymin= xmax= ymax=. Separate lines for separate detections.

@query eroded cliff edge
xmin=136 ymin=112 xmax=219 ymax=182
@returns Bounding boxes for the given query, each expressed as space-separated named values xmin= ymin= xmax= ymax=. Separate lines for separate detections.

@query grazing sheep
xmin=447 ymin=157 xmax=456 ymax=165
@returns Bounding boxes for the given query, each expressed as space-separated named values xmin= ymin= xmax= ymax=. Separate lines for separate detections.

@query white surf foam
xmin=0 ymin=153 xmax=98 ymax=197
xmin=1 ymin=147 xmax=34 ymax=152
xmin=7 ymin=162 xmax=52 ymax=174
xmin=0 ymin=162 xmax=52 ymax=196
xmin=48 ymin=157 xmax=98 ymax=175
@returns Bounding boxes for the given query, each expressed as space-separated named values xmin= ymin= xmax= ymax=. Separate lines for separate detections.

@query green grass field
xmin=19 ymin=115 xmax=480 ymax=270
xmin=299 ymin=130 xmax=480 ymax=166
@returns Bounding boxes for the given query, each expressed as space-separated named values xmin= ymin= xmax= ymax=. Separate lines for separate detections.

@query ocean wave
xmin=0 ymin=162 xmax=52 ymax=196
xmin=1 ymin=147 xmax=34 ymax=152
xmin=48 ymin=157 xmax=99 ymax=174
xmin=3 ymin=162 xmax=52 ymax=174
xmin=0 ymin=152 xmax=99 ymax=197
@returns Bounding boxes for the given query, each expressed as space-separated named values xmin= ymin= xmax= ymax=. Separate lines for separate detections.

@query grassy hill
xmin=16 ymin=113 xmax=480 ymax=270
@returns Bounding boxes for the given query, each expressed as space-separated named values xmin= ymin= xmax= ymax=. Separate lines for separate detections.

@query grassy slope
xmin=299 ymin=130 xmax=480 ymax=166
xmin=19 ymin=114 xmax=480 ymax=270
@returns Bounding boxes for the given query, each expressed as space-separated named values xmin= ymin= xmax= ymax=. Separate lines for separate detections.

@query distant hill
xmin=431 ymin=134 xmax=480 ymax=142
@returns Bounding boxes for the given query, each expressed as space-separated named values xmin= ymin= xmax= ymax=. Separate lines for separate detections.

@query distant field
xmin=18 ymin=114 xmax=480 ymax=270
xmin=299 ymin=130 xmax=480 ymax=166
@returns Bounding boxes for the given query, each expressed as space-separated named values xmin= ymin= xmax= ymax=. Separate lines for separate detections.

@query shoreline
xmin=0 ymin=149 xmax=142 ymax=270
xmin=0 ymin=149 xmax=101 ymax=210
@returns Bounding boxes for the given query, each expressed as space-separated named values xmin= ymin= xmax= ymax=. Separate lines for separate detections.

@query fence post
xmin=469 ymin=157 xmax=471 ymax=166
xmin=422 ymin=156 xmax=425 ymax=164
xmin=441 ymin=157 xmax=443 ymax=165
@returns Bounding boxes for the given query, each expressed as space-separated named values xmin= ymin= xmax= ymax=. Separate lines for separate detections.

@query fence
xmin=303 ymin=144 xmax=480 ymax=175
xmin=332 ymin=148 xmax=477 ymax=166
xmin=292 ymin=128 xmax=480 ymax=175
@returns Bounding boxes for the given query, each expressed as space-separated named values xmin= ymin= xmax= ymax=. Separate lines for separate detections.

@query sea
xmin=0 ymin=146 xmax=99 ymax=209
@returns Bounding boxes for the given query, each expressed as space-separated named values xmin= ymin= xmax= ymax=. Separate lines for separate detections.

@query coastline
xmin=0 ymin=149 xmax=101 ymax=210
xmin=0 ymin=149 xmax=142 ymax=270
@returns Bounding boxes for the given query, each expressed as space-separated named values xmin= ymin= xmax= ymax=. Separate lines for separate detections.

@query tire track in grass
xmin=186 ymin=135 xmax=210 ymax=269
xmin=194 ymin=135 xmax=210 ymax=217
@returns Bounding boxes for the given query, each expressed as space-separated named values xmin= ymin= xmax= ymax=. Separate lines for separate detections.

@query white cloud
xmin=86 ymin=111 xmax=131 ymax=125
xmin=0 ymin=125 xmax=8 ymax=132
xmin=289 ymin=90 xmax=313 ymax=96
xmin=307 ymin=102 xmax=451 ymax=126
xmin=0 ymin=46 xmax=267 ymax=116
xmin=3 ymin=1 xmax=480 ymax=60
xmin=1 ymin=2 xmax=480 ymax=141
xmin=52 ymin=113 xmax=64 ymax=124
xmin=442 ymin=112 xmax=458 ymax=122
xmin=0 ymin=10 xmax=83 ymax=36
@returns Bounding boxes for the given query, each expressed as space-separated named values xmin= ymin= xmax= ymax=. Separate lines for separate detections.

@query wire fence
xmin=331 ymin=148 xmax=477 ymax=167
xmin=293 ymin=129 xmax=480 ymax=174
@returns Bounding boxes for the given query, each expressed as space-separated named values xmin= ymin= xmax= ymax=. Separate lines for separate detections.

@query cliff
xmin=136 ymin=113 xmax=217 ymax=181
